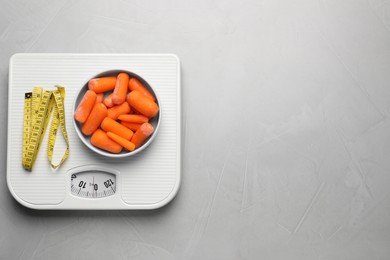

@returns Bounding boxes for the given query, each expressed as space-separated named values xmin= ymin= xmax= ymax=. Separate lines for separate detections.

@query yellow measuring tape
xmin=22 ymin=86 xmax=69 ymax=171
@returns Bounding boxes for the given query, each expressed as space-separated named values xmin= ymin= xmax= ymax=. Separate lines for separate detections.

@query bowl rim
xmin=72 ymin=69 xmax=162 ymax=158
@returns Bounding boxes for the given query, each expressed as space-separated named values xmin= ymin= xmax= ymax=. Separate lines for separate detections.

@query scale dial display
xmin=71 ymin=171 xmax=116 ymax=198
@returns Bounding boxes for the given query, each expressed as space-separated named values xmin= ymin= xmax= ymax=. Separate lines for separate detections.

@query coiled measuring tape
xmin=22 ymin=86 xmax=69 ymax=171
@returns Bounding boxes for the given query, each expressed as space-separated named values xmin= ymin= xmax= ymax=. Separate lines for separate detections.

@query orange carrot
xmin=112 ymin=73 xmax=129 ymax=105
xmin=121 ymin=121 xmax=142 ymax=132
xmin=82 ymin=103 xmax=107 ymax=135
xmin=131 ymin=123 xmax=154 ymax=148
xmin=132 ymin=108 xmax=143 ymax=115
xmin=101 ymin=117 xmax=133 ymax=140
xmin=91 ymin=129 xmax=122 ymax=153
xmin=103 ymin=93 xmax=114 ymax=108
xmin=107 ymin=102 xmax=131 ymax=120
xmin=126 ymin=92 xmax=132 ymax=108
xmin=88 ymin=77 xmax=116 ymax=93
xmin=95 ymin=93 xmax=104 ymax=103
xmin=127 ymin=91 xmax=159 ymax=118
xmin=74 ymin=90 xmax=97 ymax=123
xmin=107 ymin=132 xmax=135 ymax=152
xmin=128 ymin=78 xmax=156 ymax=101
xmin=118 ymin=114 xmax=149 ymax=124
xmin=126 ymin=93 xmax=139 ymax=114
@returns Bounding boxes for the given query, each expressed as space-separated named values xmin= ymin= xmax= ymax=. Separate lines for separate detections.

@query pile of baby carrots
xmin=74 ymin=73 xmax=159 ymax=154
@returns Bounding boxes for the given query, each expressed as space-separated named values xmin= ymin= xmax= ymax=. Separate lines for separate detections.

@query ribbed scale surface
xmin=8 ymin=54 xmax=180 ymax=206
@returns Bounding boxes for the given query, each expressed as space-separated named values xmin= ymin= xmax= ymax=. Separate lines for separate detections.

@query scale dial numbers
xmin=71 ymin=171 xmax=116 ymax=198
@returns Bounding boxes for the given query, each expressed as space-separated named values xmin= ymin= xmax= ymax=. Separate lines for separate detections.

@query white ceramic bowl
xmin=73 ymin=70 xmax=161 ymax=158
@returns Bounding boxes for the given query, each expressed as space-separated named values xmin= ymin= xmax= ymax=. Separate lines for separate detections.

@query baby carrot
xmin=118 ymin=114 xmax=149 ymax=124
xmin=121 ymin=121 xmax=142 ymax=132
xmin=131 ymin=123 xmax=154 ymax=148
xmin=95 ymin=93 xmax=104 ymax=103
xmin=74 ymin=90 xmax=97 ymax=123
xmin=82 ymin=103 xmax=107 ymax=135
xmin=107 ymin=132 xmax=135 ymax=152
xmin=103 ymin=93 xmax=114 ymax=108
xmin=126 ymin=93 xmax=137 ymax=113
xmin=128 ymin=78 xmax=156 ymax=101
xmin=127 ymin=91 xmax=159 ymax=118
xmin=88 ymin=77 xmax=117 ymax=93
xmin=91 ymin=129 xmax=122 ymax=153
xmin=107 ymin=102 xmax=131 ymax=120
xmin=101 ymin=117 xmax=133 ymax=140
xmin=126 ymin=94 xmax=142 ymax=115
xmin=112 ymin=73 xmax=129 ymax=105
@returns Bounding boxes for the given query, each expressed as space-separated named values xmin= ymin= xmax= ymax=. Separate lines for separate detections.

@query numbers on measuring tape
xmin=22 ymin=86 xmax=69 ymax=171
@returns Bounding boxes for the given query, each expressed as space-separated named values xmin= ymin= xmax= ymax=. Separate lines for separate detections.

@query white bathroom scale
xmin=7 ymin=53 xmax=181 ymax=210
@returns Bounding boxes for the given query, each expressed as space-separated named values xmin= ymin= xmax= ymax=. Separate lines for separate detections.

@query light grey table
xmin=1 ymin=0 xmax=390 ymax=259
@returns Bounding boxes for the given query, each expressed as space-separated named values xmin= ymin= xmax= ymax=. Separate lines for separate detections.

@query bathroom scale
xmin=7 ymin=53 xmax=181 ymax=210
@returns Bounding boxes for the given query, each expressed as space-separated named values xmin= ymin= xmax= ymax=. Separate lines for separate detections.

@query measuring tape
xmin=22 ymin=86 xmax=70 ymax=171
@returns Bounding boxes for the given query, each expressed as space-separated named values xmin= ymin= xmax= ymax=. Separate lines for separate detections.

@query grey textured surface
xmin=1 ymin=0 xmax=390 ymax=259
